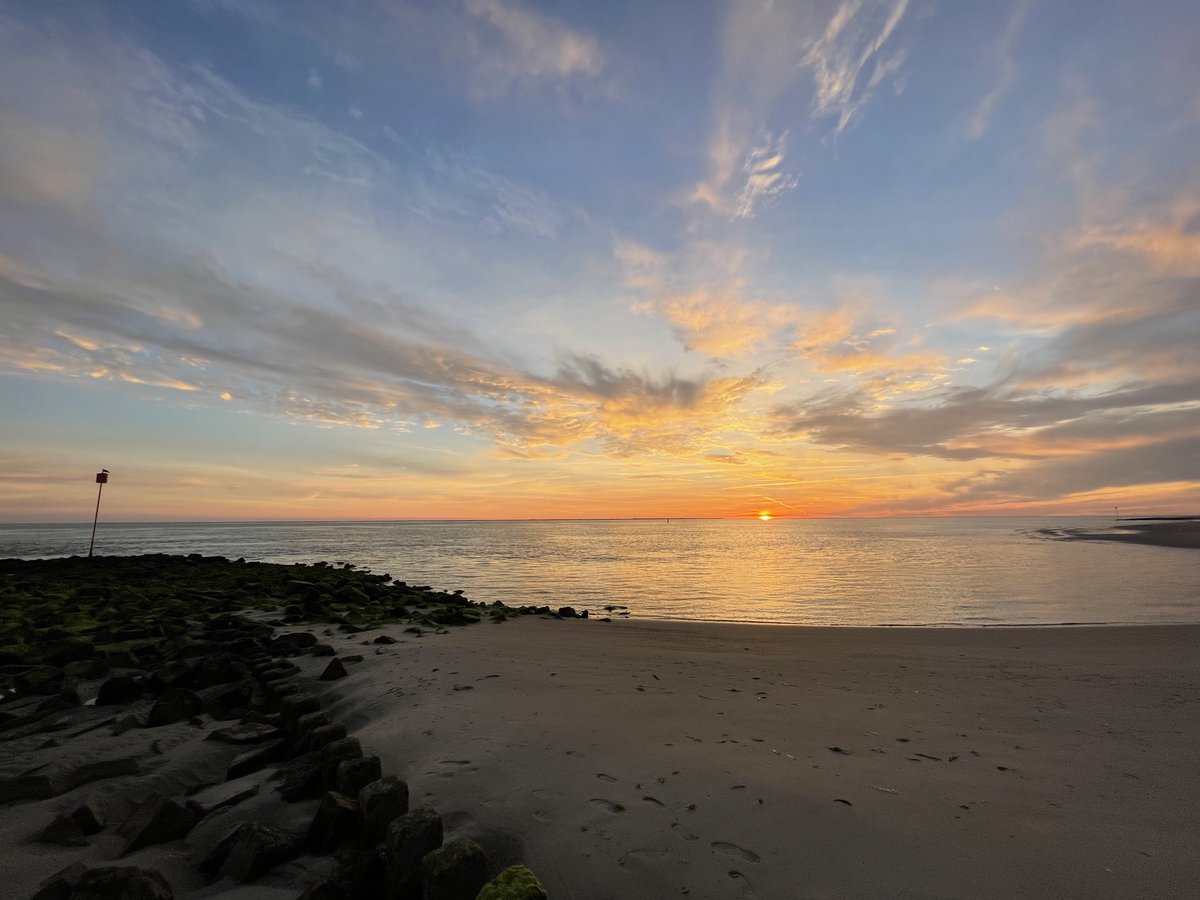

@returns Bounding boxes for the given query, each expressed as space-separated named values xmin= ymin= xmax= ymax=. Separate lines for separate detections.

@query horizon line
xmin=2 ymin=512 xmax=1182 ymax=527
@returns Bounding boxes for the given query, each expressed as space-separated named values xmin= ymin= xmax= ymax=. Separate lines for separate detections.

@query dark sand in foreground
xmin=322 ymin=619 xmax=1200 ymax=900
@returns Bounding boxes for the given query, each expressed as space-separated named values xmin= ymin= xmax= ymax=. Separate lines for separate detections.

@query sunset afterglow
xmin=1 ymin=1 xmax=1198 ymax=521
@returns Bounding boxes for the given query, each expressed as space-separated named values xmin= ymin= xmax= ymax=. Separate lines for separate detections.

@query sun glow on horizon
xmin=758 ymin=511 xmax=773 ymax=521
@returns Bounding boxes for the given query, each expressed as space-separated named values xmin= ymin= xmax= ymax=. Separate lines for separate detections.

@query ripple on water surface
xmin=1 ymin=518 xmax=1197 ymax=626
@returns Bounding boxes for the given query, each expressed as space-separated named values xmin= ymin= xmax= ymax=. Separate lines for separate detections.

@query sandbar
xmin=1039 ymin=519 xmax=1200 ymax=550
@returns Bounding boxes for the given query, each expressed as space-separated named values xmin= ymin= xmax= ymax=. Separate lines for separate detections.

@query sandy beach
xmin=3 ymin=554 xmax=1198 ymax=899
xmin=313 ymin=618 xmax=1200 ymax=899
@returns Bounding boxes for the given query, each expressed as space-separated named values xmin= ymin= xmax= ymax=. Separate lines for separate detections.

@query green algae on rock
xmin=0 ymin=553 xmax=542 ymax=695
xmin=476 ymin=865 xmax=549 ymax=900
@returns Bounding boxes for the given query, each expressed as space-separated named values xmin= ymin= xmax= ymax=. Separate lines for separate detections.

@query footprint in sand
xmin=725 ymin=869 xmax=760 ymax=898
xmin=642 ymin=796 xmax=665 ymax=807
xmin=427 ymin=759 xmax=477 ymax=778
xmin=589 ymin=799 xmax=626 ymax=813
xmin=672 ymin=823 xmax=698 ymax=841
xmin=712 ymin=841 xmax=761 ymax=863
xmin=595 ymin=773 xmax=618 ymax=783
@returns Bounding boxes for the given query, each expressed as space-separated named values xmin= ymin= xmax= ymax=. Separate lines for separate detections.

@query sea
xmin=1 ymin=518 xmax=1196 ymax=627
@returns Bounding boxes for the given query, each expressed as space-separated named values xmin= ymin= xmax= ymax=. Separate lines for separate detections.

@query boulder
xmin=300 ymin=723 xmax=347 ymax=754
xmin=0 ymin=773 xmax=53 ymax=803
xmin=358 ymin=777 xmax=409 ymax=846
xmin=148 ymin=660 xmax=195 ymax=692
xmin=94 ymin=674 xmax=145 ymax=706
xmin=294 ymin=709 xmax=331 ymax=734
xmin=37 ymin=813 xmax=89 ymax=846
xmin=274 ymin=750 xmax=324 ymax=802
xmin=296 ymin=879 xmax=342 ymax=900
xmin=372 ymin=635 xmax=397 ymax=645
xmin=196 ymin=682 xmax=252 ymax=720
xmin=209 ymin=822 xmax=303 ymax=883
xmin=186 ymin=779 xmax=260 ymax=817
xmin=318 ymin=659 xmax=347 ymax=681
xmin=70 ymin=794 xmax=106 ymax=835
xmin=310 ymin=643 xmax=336 ymax=657
xmin=319 ymin=737 xmax=363 ymax=787
xmin=334 ymin=756 xmax=381 ymax=799
xmin=475 ymin=865 xmax=548 ymax=900
xmin=333 ymin=584 xmax=369 ymax=604
xmin=266 ymin=681 xmax=300 ymax=705
xmin=190 ymin=653 xmax=250 ymax=688
xmin=111 ymin=713 xmax=142 ymax=736
xmin=146 ymin=688 xmax=202 ymax=727
xmin=118 ymin=795 xmax=199 ymax=854
xmin=206 ymin=722 xmax=282 ymax=745
xmin=305 ymin=790 xmax=358 ymax=854
xmin=272 ymin=632 xmax=318 ymax=656
xmin=280 ymin=693 xmax=321 ymax=721
xmin=226 ymin=738 xmax=288 ymax=780
xmin=33 ymin=864 xmax=173 ymax=900
xmin=384 ymin=808 xmax=443 ymax=899
xmin=262 ymin=667 xmax=300 ymax=686
xmin=60 ymin=757 xmax=140 ymax=792
xmin=421 ymin=837 xmax=489 ymax=900
xmin=330 ymin=849 xmax=389 ymax=897
xmin=556 ymin=606 xmax=576 ymax=618
xmin=222 ymin=825 xmax=304 ymax=888
xmin=30 ymin=862 xmax=88 ymax=900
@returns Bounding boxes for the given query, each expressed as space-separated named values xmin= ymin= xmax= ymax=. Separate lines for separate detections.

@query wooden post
xmin=89 ymin=469 xmax=109 ymax=557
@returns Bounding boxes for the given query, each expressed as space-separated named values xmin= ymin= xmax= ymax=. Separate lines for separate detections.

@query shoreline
xmin=1036 ymin=518 xmax=1200 ymax=550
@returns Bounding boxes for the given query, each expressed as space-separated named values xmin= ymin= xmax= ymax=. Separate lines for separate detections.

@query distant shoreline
xmin=1037 ymin=519 xmax=1200 ymax=550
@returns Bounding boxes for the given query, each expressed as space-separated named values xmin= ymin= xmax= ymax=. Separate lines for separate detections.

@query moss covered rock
xmin=421 ymin=836 xmax=488 ymax=900
xmin=476 ymin=865 xmax=549 ymax=900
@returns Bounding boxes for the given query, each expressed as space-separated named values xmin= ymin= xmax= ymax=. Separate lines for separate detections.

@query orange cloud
xmin=634 ymin=288 xmax=794 ymax=357
xmin=1075 ymin=201 xmax=1200 ymax=277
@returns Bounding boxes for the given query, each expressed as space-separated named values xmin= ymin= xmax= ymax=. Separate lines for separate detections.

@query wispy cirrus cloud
xmin=734 ymin=131 xmax=799 ymax=218
xmin=689 ymin=0 xmax=910 ymax=218
xmin=966 ymin=0 xmax=1031 ymax=139
xmin=801 ymin=0 xmax=910 ymax=135
xmin=461 ymin=0 xmax=604 ymax=96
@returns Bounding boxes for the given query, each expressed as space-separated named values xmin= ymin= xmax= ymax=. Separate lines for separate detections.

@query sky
xmin=1 ymin=0 xmax=1198 ymax=522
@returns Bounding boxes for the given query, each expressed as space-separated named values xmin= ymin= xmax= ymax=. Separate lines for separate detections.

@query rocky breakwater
xmin=0 ymin=553 xmax=566 ymax=899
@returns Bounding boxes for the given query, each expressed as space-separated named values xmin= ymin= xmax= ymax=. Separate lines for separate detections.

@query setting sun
xmin=758 ymin=512 xmax=773 ymax=521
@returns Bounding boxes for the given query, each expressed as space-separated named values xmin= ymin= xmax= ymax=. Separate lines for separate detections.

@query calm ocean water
xmin=1 ymin=518 xmax=1196 ymax=626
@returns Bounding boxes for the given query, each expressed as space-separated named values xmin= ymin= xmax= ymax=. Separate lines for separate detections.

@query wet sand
xmin=312 ymin=618 xmax=1200 ymax=899
xmin=1041 ymin=519 xmax=1200 ymax=550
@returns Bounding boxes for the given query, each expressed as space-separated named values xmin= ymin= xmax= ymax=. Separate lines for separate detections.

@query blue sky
xmin=1 ymin=0 xmax=1198 ymax=520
